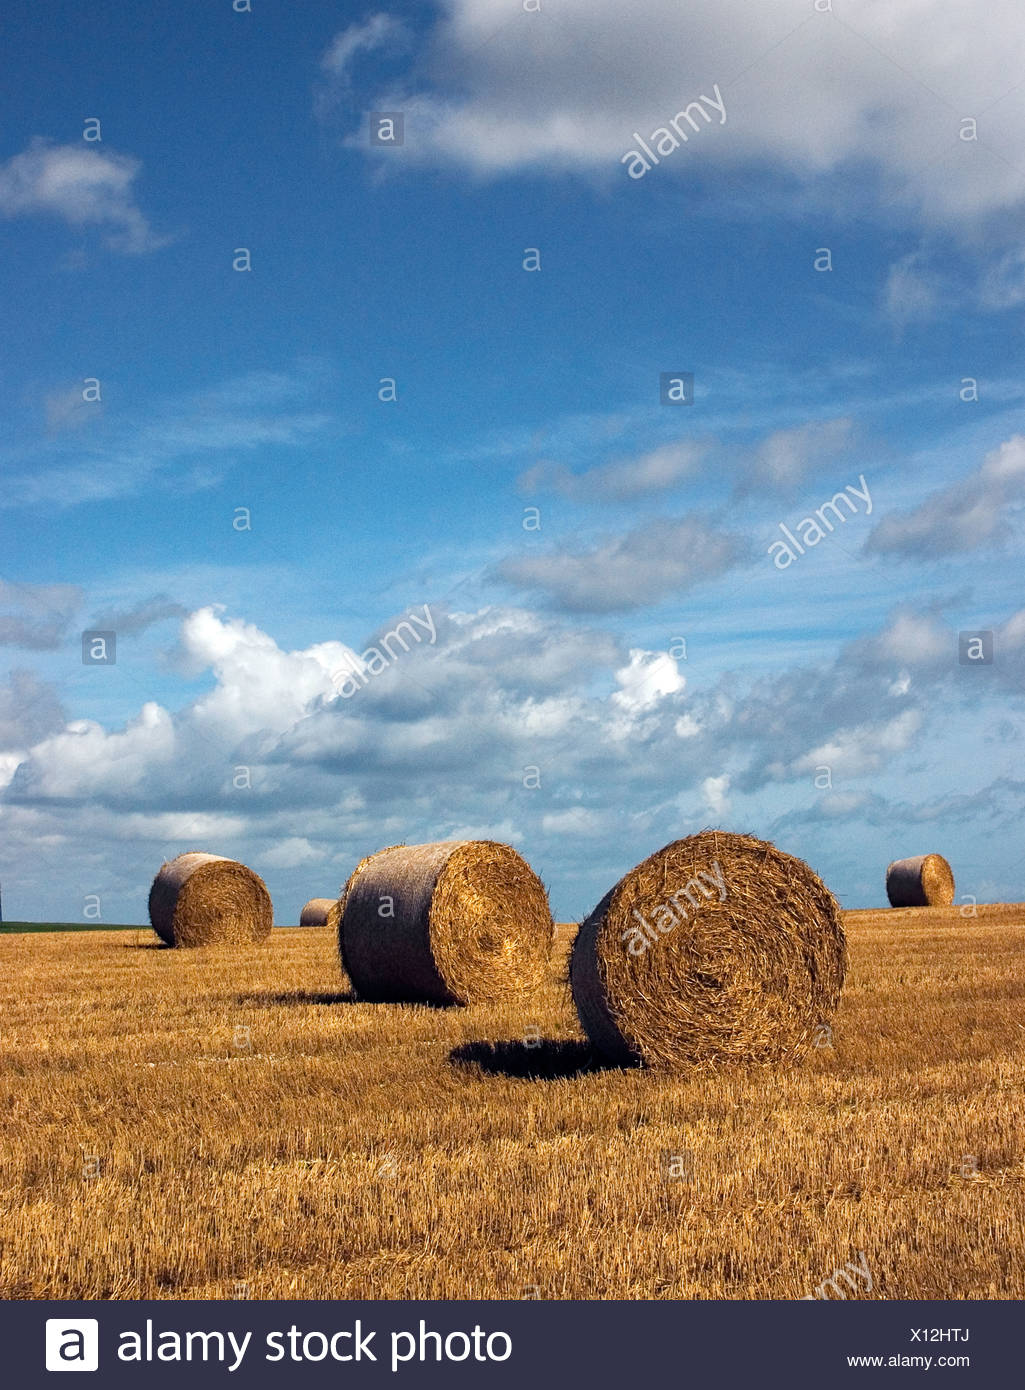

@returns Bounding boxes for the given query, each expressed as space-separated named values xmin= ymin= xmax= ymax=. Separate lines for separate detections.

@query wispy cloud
xmin=91 ymin=594 xmax=190 ymax=637
xmin=0 ymin=669 xmax=67 ymax=751
xmin=2 ymin=363 xmax=338 ymax=509
xmin=520 ymin=440 xmax=707 ymax=502
xmin=866 ymin=433 xmax=1025 ymax=558
xmin=979 ymin=244 xmax=1025 ymax=309
xmin=495 ymin=515 xmax=748 ymax=613
xmin=882 ymin=252 xmax=940 ymax=331
xmin=0 ymin=579 xmax=82 ymax=650
xmin=43 ymin=381 xmax=103 ymax=436
xmin=315 ymin=14 xmax=409 ymax=121
xmin=773 ymin=776 xmax=1025 ymax=834
xmin=736 ymin=417 xmax=855 ymax=496
xmin=320 ymin=14 xmax=406 ymax=79
xmin=0 ymin=138 xmax=169 ymax=254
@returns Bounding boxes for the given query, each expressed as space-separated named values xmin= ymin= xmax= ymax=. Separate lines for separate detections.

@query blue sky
xmin=1 ymin=0 xmax=1024 ymax=923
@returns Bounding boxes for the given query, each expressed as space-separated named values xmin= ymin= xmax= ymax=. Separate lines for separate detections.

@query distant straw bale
xmin=885 ymin=854 xmax=955 ymax=908
xmin=299 ymin=898 xmax=336 ymax=927
xmin=338 ymin=840 xmax=553 ymax=1005
xmin=148 ymin=852 xmax=273 ymax=947
xmin=570 ymin=830 xmax=847 ymax=1068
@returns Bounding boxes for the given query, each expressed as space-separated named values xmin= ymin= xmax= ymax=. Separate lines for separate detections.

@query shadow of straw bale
xmin=449 ymin=1039 xmax=625 ymax=1080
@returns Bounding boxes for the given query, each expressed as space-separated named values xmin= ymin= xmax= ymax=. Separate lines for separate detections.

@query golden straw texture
xmin=147 ymin=851 xmax=273 ymax=948
xmin=886 ymin=854 xmax=955 ymax=907
xmin=338 ymin=840 xmax=553 ymax=1004
xmin=570 ymin=830 xmax=847 ymax=1068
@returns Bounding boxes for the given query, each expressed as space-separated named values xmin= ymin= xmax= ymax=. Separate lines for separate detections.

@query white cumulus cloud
xmin=701 ymin=773 xmax=731 ymax=819
xmin=0 ymin=138 xmax=167 ymax=253
xmin=350 ymin=0 xmax=1025 ymax=226
xmin=612 ymin=649 xmax=686 ymax=713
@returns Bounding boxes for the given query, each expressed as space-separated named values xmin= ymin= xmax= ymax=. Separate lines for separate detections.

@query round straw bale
xmin=338 ymin=840 xmax=553 ymax=1004
xmin=885 ymin=853 xmax=955 ymax=907
xmin=569 ymin=830 xmax=847 ymax=1068
xmin=326 ymin=897 xmax=343 ymax=938
xmin=148 ymin=852 xmax=273 ymax=947
xmin=299 ymin=897 xmax=336 ymax=927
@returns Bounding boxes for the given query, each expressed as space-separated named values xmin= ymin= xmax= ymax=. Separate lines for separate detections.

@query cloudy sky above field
xmin=1 ymin=0 xmax=1024 ymax=921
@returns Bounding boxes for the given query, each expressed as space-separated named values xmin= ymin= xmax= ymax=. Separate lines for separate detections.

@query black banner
xmin=11 ymin=1299 xmax=1005 ymax=1388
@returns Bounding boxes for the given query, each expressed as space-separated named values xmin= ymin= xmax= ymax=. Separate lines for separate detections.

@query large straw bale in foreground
xmin=570 ymin=830 xmax=847 ymax=1068
xmin=338 ymin=840 xmax=553 ymax=1004
xmin=299 ymin=897 xmax=336 ymax=927
xmin=148 ymin=852 xmax=273 ymax=947
xmin=885 ymin=854 xmax=955 ymax=908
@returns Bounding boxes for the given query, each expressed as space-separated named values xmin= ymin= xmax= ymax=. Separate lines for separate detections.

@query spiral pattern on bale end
xmin=885 ymin=854 xmax=955 ymax=907
xmin=148 ymin=852 xmax=273 ymax=947
xmin=570 ymin=830 xmax=847 ymax=1068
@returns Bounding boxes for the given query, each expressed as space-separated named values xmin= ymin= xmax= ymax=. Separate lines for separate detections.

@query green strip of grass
xmin=0 ymin=922 xmax=149 ymax=934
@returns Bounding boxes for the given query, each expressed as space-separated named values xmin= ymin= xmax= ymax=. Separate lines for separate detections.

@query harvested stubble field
xmin=1 ymin=907 xmax=1023 ymax=1300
